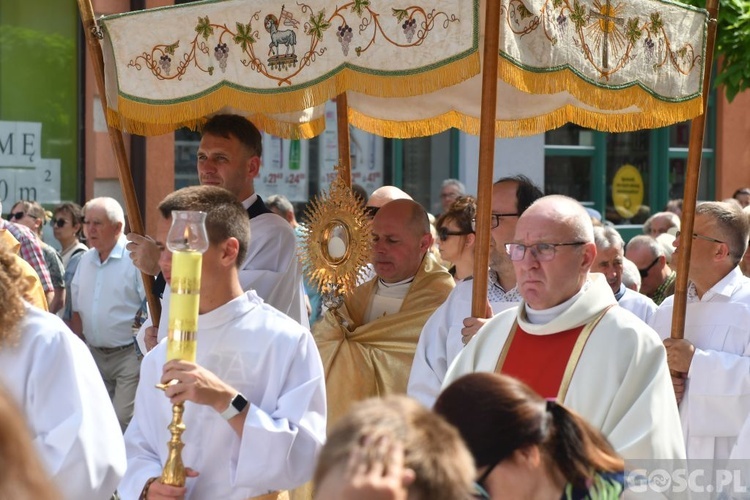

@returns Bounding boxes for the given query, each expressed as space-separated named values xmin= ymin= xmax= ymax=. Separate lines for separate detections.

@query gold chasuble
xmin=314 ymin=253 xmax=453 ymax=429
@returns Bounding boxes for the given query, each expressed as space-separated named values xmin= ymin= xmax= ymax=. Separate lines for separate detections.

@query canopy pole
xmin=471 ymin=0 xmax=502 ymax=318
xmin=670 ymin=0 xmax=719 ymax=341
xmin=336 ymin=93 xmax=352 ymax=187
xmin=77 ymin=0 xmax=161 ymax=326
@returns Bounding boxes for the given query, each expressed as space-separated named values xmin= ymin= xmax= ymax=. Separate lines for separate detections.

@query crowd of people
xmin=2 ymin=113 xmax=750 ymax=499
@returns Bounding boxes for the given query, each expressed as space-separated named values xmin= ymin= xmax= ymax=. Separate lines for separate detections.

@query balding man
xmin=625 ymin=235 xmax=676 ymax=305
xmin=365 ymin=185 xmax=412 ymax=215
xmin=592 ymin=226 xmax=657 ymax=323
xmin=650 ymin=201 xmax=750 ymax=459
xmin=643 ymin=211 xmax=680 ymax=238
xmin=445 ymin=195 xmax=685 ymax=460
xmin=313 ymin=199 xmax=453 ymax=429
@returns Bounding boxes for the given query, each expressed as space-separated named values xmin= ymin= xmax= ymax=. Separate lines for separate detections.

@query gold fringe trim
xmin=498 ymin=57 xmax=703 ymax=112
xmin=348 ymin=98 xmax=703 ymax=139
xmin=107 ymin=107 xmax=325 ymax=139
xmin=106 ymin=54 xmax=479 ymax=135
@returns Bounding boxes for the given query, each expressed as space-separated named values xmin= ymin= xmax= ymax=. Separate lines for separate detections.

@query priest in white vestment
xmin=445 ymin=195 xmax=685 ymax=460
xmin=650 ymin=201 xmax=750 ymax=460
xmin=408 ymin=176 xmax=544 ymax=408
xmin=0 ymin=246 xmax=126 ymax=500
xmin=120 ymin=187 xmax=326 ymax=500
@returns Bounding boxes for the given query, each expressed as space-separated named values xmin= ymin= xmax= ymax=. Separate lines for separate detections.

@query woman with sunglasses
xmin=434 ymin=372 xmax=625 ymax=500
xmin=10 ymin=201 xmax=66 ymax=314
xmin=51 ymin=203 xmax=88 ymax=325
xmin=435 ymin=196 xmax=476 ymax=281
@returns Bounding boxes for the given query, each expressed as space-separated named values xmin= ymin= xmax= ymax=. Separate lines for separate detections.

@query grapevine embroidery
xmin=126 ymin=2 xmax=461 ymax=86
xmin=502 ymin=0 xmax=701 ymax=80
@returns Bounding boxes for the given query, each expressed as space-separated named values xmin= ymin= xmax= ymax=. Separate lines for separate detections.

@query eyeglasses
xmin=10 ymin=211 xmax=37 ymax=221
xmin=505 ymin=241 xmax=586 ymax=261
xmin=638 ymin=256 xmax=660 ymax=278
xmin=51 ymin=218 xmax=69 ymax=228
xmin=438 ymin=227 xmax=471 ymax=242
xmin=674 ymin=230 xmax=725 ymax=244
xmin=471 ymin=212 xmax=520 ymax=231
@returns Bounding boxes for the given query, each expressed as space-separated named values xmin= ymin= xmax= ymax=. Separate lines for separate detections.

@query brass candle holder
xmin=157 ymin=210 xmax=209 ymax=487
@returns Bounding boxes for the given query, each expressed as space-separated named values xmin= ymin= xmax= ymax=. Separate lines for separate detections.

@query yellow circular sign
xmin=612 ymin=164 xmax=644 ymax=219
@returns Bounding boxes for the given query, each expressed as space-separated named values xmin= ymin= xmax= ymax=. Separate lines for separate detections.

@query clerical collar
xmin=241 ymin=193 xmax=259 ymax=210
xmin=524 ymin=280 xmax=590 ymax=324
xmin=377 ymin=276 xmax=414 ymax=293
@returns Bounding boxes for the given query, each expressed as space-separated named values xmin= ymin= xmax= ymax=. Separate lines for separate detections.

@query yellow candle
xmin=167 ymin=250 xmax=202 ymax=362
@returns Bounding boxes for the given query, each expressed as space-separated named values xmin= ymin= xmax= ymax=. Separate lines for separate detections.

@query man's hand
xmin=161 ymin=360 xmax=234 ymax=412
xmin=663 ymin=338 xmax=696 ymax=374
xmin=461 ymin=300 xmax=493 ymax=346
xmin=145 ymin=470 xmax=199 ymax=499
xmin=126 ymin=233 xmax=162 ymax=276
xmin=671 ymin=373 xmax=686 ymax=404
xmin=144 ymin=326 xmax=158 ymax=352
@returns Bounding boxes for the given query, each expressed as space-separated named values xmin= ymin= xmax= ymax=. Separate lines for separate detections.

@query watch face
xmin=232 ymin=394 xmax=248 ymax=412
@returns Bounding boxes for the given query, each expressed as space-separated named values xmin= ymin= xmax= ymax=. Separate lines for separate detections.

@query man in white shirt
xmin=121 ymin=186 xmax=326 ymax=500
xmin=71 ymin=197 xmax=145 ymax=431
xmin=407 ymin=175 xmax=542 ymax=408
xmin=445 ymin=195 xmax=685 ymax=460
xmin=592 ymin=225 xmax=657 ymax=323
xmin=127 ymin=114 xmax=307 ymax=346
xmin=650 ymin=200 xmax=750 ymax=459
xmin=0 ymin=244 xmax=126 ymax=500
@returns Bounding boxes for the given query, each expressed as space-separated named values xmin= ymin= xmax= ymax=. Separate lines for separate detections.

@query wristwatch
xmin=219 ymin=393 xmax=248 ymax=420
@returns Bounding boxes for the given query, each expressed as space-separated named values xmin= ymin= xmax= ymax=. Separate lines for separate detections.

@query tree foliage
xmin=681 ymin=0 xmax=750 ymax=101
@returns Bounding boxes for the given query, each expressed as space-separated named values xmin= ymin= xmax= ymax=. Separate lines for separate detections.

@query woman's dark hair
xmin=433 ymin=373 xmax=623 ymax=490
xmin=54 ymin=202 xmax=85 ymax=238
xmin=436 ymin=195 xmax=476 ymax=235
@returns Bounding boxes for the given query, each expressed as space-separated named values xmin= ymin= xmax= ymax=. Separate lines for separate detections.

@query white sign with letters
xmin=0 ymin=121 xmax=61 ymax=206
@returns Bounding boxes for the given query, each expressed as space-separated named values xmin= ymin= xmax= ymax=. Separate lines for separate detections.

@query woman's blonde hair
xmin=0 ymin=245 xmax=30 ymax=347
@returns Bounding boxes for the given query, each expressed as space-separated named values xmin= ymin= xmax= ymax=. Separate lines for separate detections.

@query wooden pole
xmin=670 ymin=0 xmax=719 ymax=340
xmin=336 ymin=93 xmax=352 ymax=187
xmin=77 ymin=0 xmax=161 ymax=326
xmin=471 ymin=0 xmax=502 ymax=317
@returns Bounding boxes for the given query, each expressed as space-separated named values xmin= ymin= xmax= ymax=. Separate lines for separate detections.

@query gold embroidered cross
xmin=589 ymin=0 xmax=625 ymax=69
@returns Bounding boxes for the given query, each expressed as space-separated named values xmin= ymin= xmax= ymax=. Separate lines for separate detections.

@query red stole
xmin=500 ymin=325 xmax=584 ymax=399
xmin=494 ymin=305 xmax=613 ymax=401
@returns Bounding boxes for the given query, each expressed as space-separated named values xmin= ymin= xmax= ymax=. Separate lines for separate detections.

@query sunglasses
xmin=438 ymin=227 xmax=471 ymax=242
xmin=50 ymin=218 xmax=69 ymax=228
xmin=638 ymin=257 xmax=660 ymax=278
xmin=10 ymin=211 xmax=37 ymax=221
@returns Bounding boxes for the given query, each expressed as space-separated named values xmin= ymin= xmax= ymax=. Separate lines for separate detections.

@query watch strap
xmin=220 ymin=392 xmax=248 ymax=420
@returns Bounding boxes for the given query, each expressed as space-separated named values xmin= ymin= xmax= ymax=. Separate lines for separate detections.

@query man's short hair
xmin=494 ymin=175 xmax=544 ymax=214
xmin=84 ymin=197 xmax=125 ymax=227
xmin=733 ymin=188 xmax=750 ymax=199
xmin=265 ymin=194 xmax=294 ymax=218
xmin=158 ymin=186 xmax=250 ymax=267
xmin=313 ymin=396 xmax=475 ymax=500
xmin=696 ymin=201 xmax=750 ymax=265
xmin=441 ymin=178 xmax=465 ymax=194
xmin=621 ymin=257 xmax=641 ymax=291
xmin=201 ymin=114 xmax=263 ymax=157
xmin=626 ymin=234 xmax=665 ymax=259
xmin=593 ymin=226 xmax=624 ymax=252
xmin=643 ymin=211 xmax=680 ymax=235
